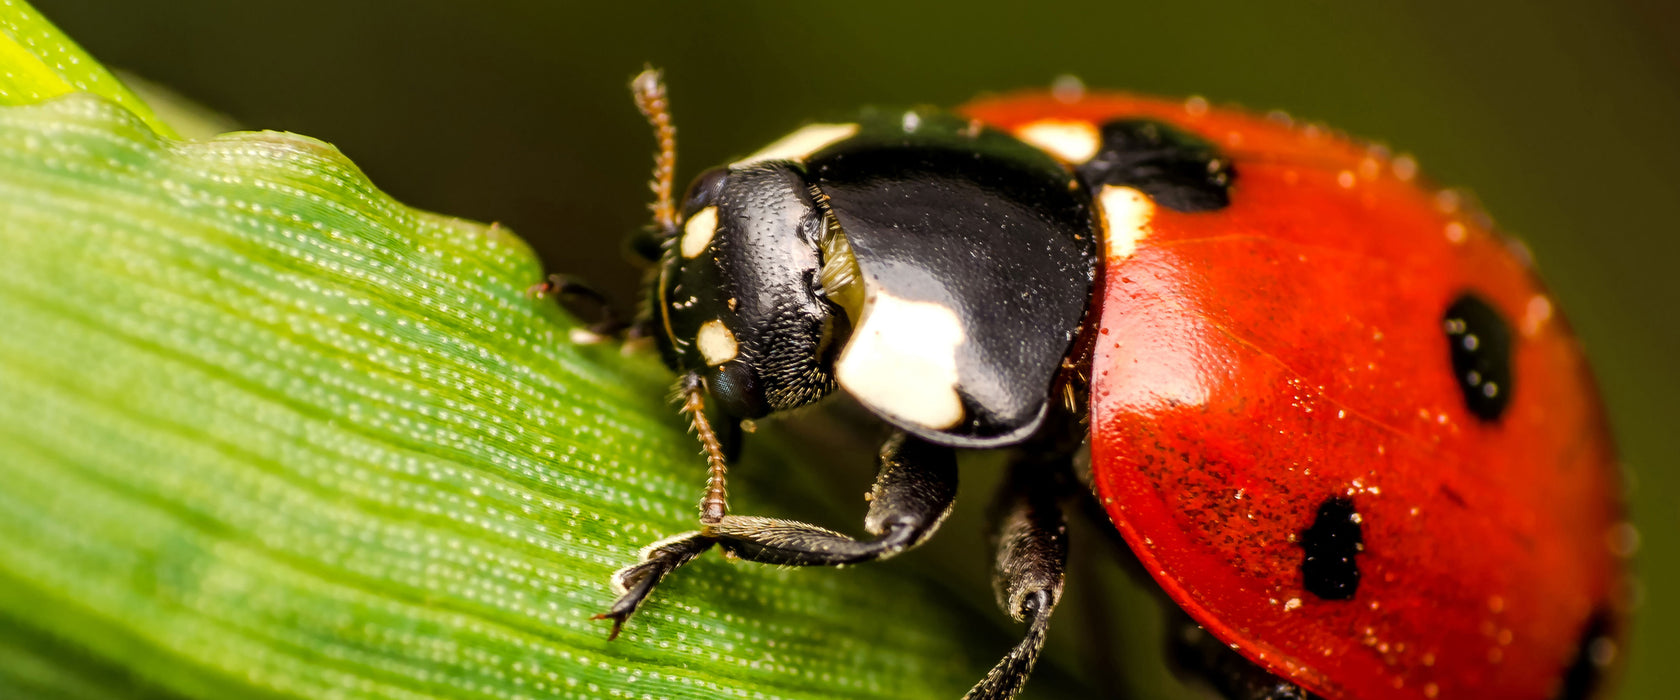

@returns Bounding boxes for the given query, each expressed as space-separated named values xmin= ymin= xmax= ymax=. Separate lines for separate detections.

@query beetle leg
xmin=625 ymin=227 xmax=667 ymax=263
xmin=528 ymin=273 xmax=629 ymax=339
xmin=964 ymin=455 xmax=1069 ymax=700
xmin=597 ymin=430 xmax=957 ymax=637
xmin=593 ymin=532 xmax=716 ymax=640
xmin=707 ymin=430 xmax=958 ymax=565
xmin=1167 ymin=611 xmax=1319 ymax=700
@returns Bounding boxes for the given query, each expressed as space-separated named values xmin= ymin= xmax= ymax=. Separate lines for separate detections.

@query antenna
xmin=631 ymin=67 xmax=679 ymax=235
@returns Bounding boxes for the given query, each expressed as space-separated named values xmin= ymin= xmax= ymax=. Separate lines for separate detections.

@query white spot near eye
xmin=836 ymin=290 xmax=966 ymax=431
xmin=1096 ymin=185 xmax=1155 ymax=260
xmin=1015 ymin=119 xmax=1101 ymax=163
xmin=680 ymin=206 xmax=718 ymax=258
xmin=696 ymin=319 xmax=738 ymax=366
xmin=731 ymin=123 xmax=859 ymax=167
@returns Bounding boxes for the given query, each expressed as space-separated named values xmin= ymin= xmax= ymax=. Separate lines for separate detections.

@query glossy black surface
xmin=807 ymin=111 xmax=1098 ymax=447
xmin=1077 ymin=118 xmax=1234 ymax=213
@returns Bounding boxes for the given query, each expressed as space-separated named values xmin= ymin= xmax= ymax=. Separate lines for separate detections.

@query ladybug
xmin=580 ymin=69 xmax=1629 ymax=700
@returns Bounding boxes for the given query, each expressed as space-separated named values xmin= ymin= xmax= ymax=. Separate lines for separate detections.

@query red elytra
xmin=965 ymin=94 xmax=1628 ymax=700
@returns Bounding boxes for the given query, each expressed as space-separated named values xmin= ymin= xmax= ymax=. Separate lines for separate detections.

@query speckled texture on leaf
xmin=0 ymin=0 xmax=171 ymax=135
xmin=0 ymin=92 xmax=990 ymax=699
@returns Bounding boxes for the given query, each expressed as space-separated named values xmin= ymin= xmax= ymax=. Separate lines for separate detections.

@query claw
xmin=590 ymin=611 xmax=629 ymax=641
xmin=591 ymin=532 xmax=717 ymax=642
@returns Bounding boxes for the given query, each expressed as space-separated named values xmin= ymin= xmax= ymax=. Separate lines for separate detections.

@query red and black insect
xmin=572 ymin=70 xmax=1629 ymax=700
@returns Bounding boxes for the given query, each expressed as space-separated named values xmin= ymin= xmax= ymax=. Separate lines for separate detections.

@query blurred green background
xmin=29 ymin=0 xmax=1675 ymax=697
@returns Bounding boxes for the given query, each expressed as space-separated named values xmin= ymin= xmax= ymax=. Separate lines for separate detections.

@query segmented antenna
xmin=631 ymin=67 xmax=679 ymax=234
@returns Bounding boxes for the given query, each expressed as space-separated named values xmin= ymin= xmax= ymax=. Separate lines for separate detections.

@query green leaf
xmin=0 ymin=36 xmax=1011 ymax=700
xmin=0 ymin=0 xmax=173 ymax=136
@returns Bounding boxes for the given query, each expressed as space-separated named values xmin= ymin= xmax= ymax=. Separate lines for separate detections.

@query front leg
xmin=711 ymin=433 xmax=957 ymax=565
xmin=597 ymin=431 xmax=958 ymax=635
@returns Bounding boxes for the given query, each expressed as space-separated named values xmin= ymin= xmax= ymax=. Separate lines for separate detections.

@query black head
xmin=649 ymin=163 xmax=851 ymax=419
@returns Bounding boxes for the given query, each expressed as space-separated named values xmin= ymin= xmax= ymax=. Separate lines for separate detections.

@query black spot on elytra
xmin=1555 ymin=608 xmax=1616 ymax=700
xmin=1075 ymin=119 xmax=1234 ymax=212
xmin=1443 ymin=293 xmax=1514 ymax=422
xmin=1300 ymin=496 xmax=1363 ymax=600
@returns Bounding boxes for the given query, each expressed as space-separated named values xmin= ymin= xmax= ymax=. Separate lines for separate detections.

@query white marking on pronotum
xmin=696 ymin=319 xmax=738 ymax=366
xmin=1014 ymin=119 xmax=1101 ymax=163
xmin=731 ymin=123 xmax=859 ymax=167
xmin=680 ymin=205 xmax=718 ymax=258
xmin=835 ymin=290 xmax=966 ymax=431
xmin=1096 ymin=184 xmax=1155 ymax=259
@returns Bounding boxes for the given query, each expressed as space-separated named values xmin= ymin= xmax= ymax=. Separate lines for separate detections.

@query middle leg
xmin=964 ymin=450 xmax=1072 ymax=700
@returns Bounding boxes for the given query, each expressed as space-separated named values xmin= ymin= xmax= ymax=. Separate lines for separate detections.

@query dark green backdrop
xmin=31 ymin=1 xmax=1676 ymax=697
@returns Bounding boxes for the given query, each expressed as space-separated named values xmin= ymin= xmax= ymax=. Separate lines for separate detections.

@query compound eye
xmin=708 ymin=360 xmax=769 ymax=419
xmin=682 ymin=167 xmax=730 ymax=218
